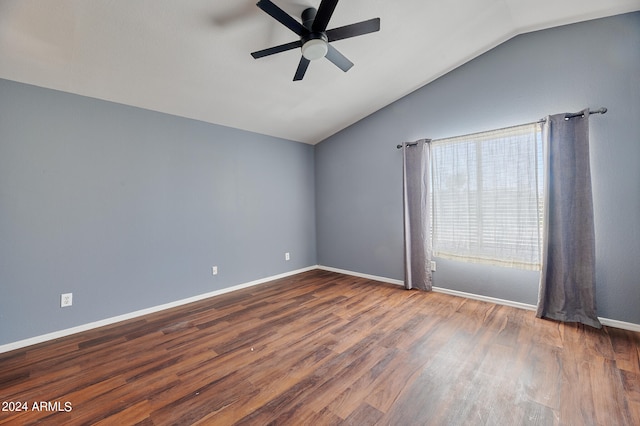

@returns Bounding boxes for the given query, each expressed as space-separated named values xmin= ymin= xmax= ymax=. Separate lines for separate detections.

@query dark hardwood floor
xmin=1 ymin=269 xmax=639 ymax=425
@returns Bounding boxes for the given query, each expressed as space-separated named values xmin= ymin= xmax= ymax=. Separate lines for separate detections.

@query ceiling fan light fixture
xmin=302 ymin=39 xmax=328 ymax=61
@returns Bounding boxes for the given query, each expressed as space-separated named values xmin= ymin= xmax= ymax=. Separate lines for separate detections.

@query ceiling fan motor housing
xmin=301 ymin=8 xmax=328 ymax=60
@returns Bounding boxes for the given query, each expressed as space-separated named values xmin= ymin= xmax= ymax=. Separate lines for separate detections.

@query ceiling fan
xmin=251 ymin=0 xmax=380 ymax=81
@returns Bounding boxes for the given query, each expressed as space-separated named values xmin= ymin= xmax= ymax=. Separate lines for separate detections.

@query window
xmin=430 ymin=122 xmax=543 ymax=270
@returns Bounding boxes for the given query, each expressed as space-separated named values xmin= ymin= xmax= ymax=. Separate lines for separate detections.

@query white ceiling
xmin=1 ymin=0 xmax=638 ymax=144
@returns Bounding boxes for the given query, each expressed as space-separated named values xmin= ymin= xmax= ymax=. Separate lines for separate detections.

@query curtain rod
xmin=396 ymin=107 xmax=607 ymax=149
xmin=397 ymin=141 xmax=420 ymax=149
xmin=538 ymin=107 xmax=607 ymax=123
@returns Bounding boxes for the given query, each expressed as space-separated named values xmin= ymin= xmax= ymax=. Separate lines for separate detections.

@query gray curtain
xmin=536 ymin=109 xmax=601 ymax=328
xmin=402 ymin=140 xmax=432 ymax=291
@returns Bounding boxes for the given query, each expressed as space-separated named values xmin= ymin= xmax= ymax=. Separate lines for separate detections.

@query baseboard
xmin=431 ymin=286 xmax=538 ymax=312
xmin=598 ymin=318 xmax=640 ymax=332
xmin=0 ymin=266 xmax=318 ymax=354
xmin=4 ymin=264 xmax=637 ymax=354
xmin=433 ymin=288 xmax=640 ymax=332
xmin=317 ymin=265 xmax=404 ymax=286
xmin=318 ymin=265 xmax=640 ymax=333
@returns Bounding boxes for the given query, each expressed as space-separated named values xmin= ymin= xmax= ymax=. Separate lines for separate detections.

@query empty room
xmin=1 ymin=1 xmax=639 ymax=425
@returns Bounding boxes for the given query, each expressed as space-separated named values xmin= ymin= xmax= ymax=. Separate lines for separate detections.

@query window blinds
xmin=430 ymin=122 xmax=543 ymax=270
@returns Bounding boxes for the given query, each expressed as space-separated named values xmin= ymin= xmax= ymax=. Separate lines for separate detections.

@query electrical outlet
xmin=285 ymin=252 xmax=290 ymax=261
xmin=212 ymin=266 xmax=218 ymax=275
xmin=430 ymin=261 xmax=437 ymax=271
xmin=61 ymin=293 xmax=73 ymax=307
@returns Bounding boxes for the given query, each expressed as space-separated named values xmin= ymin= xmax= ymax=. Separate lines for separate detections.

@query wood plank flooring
xmin=1 ymin=269 xmax=639 ymax=425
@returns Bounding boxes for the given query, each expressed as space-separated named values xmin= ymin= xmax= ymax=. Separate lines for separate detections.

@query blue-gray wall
xmin=0 ymin=79 xmax=316 ymax=345
xmin=316 ymin=12 xmax=640 ymax=324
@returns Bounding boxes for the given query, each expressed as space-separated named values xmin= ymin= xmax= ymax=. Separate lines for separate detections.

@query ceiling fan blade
xmin=325 ymin=44 xmax=353 ymax=72
xmin=326 ymin=18 xmax=380 ymax=42
xmin=312 ymin=0 xmax=339 ymax=32
xmin=257 ymin=0 xmax=306 ymax=36
xmin=251 ymin=40 xmax=302 ymax=59
xmin=293 ymin=57 xmax=311 ymax=81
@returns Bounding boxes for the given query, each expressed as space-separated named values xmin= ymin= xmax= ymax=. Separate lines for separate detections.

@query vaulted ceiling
xmin=1 ymin=0 xmax=638 ymax=144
